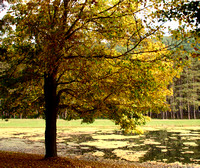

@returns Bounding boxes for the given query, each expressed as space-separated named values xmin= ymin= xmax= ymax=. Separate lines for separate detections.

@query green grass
xmin=145 ymin=119 xmax=200 ymax=127
xmin=57 ymin=119 xmax=116 ymax=127
xmin=0 ymin=119 xmax=199 ymax=128
xmin=0 ymin=119 xmax=45 ymax=128
xmin=0 ymin=119 xmax=116 ymax=128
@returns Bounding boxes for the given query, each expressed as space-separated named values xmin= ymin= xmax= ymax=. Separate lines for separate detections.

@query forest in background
xmin=149 ymin=37 xmax=200 ymax=119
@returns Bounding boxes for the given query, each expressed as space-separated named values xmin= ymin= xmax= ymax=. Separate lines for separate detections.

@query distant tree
xmin=152 ymin=0 xmax=200 ymax=60
xmin=162 ymin=37 xmax=200 ymax=119
xmin=158 ymin=0 xmax=200 ymax=35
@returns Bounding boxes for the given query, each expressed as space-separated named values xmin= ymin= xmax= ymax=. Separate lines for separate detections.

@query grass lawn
xmin=0 ymin=119 xmax=199 ymax=128
xmin=145 ymin=119 xmax=200 ymax=127
xmin=0 ymin=119 xmax=117 ymax=128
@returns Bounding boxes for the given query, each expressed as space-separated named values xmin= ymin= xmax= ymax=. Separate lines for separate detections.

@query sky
xmin=0 ymin=1 xmax=9 ymax=19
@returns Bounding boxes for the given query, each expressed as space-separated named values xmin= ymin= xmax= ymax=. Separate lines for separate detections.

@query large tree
xmin=0 ymin=0 xmax=185 ymax=157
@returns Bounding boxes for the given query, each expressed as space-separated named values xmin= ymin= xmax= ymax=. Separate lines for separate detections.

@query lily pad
xmin=187 ymin=137 xmax=200 ymax=140
xmin=143 ymin=139 xmax=161 ymax=145
xmin=181 ymin=151 xmax=194 ymax=154
xmin=156 ymin=146 xmax=167 ymax=149
xmin=113 ymin=149 xmax=148 ymax=162
xmin=80 ymin=140 xmax=129 ymax=149
xmin=92 ymin=151 xmax=104 ymax=157
xmin=92 ymin=134 xmax=140 ymax=140
xmin=161 ymin=149 xmax=168 ymax=152
xmin=183 ymin=142 xmax=198 ymax=147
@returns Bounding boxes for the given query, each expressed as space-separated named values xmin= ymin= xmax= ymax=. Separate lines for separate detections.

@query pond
xmin=63 ymin=129 xmax=200 ymax=165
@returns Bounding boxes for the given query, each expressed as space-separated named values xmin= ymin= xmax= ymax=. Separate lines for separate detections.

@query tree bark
xmin=193 ymin=106 xmax=196 ymax=119
xmin=179 ymin=100 xmax=183 ymax=119
xmin=44 ymin=73 xmax=58 ymax=158
xmin=188 ymin=101 xmax=190 ymax=119
xmin=192 ymin=78 xmax=196 ymax=119
xmin=162 ymin=112 xmax=164 ymax=119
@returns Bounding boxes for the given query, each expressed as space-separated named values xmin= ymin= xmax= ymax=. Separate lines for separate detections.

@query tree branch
xmin=57 ymin=80 xmax=77 ymax=86
xmin=64 ymin=1 xmax=87 ymax=40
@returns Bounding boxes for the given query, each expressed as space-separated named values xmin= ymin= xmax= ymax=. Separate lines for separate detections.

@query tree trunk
xmin=170 ymin=110 xmax=172 ymax=119
xmin=172 ymin=111 xmax=175 ymax=119
xmin=188 ymin=101 xmax=190 ymax=119
xmin=176 ymin=111 xmax=179 ymax=119
xmin=20 ymin=113 xmax=23 ymax=119
xmin=192 ymin=78 xmax=196 ymax=119
xmin=148 ymin=111 xmax=152 ymax=118
xmin=62 ymin=110 xmax=67 ymax=119
xmin=44 ymin=73 xmax=58 ymax=158
xmin=179 ymin=97 xmax=183 ymax=119
xmin=180 ymin=105 xmax=183 ymax=119
xmin=186 ymin=67 xmax=190 ymax=120
xmin=193 ymin=106 xmax=196 ymax=119
xmin=162 ymin=112 xmax=164 ymax=119
xmin=171 ymin=92 xmax=175 ymax=119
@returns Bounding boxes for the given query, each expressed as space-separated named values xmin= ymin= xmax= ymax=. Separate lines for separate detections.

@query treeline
xmin=150 ymin=38 xmax=200 ymax=119
xmin=168 ymin=57 xmax=200 ymax=119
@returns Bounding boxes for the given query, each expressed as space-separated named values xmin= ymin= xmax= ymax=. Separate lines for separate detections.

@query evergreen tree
xmin=173 ymin=57 xmax=200 ymax=119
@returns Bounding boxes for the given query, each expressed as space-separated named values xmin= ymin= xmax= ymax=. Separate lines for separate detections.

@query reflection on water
xmin=64 ymin=129 xmax=200 ymax=165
